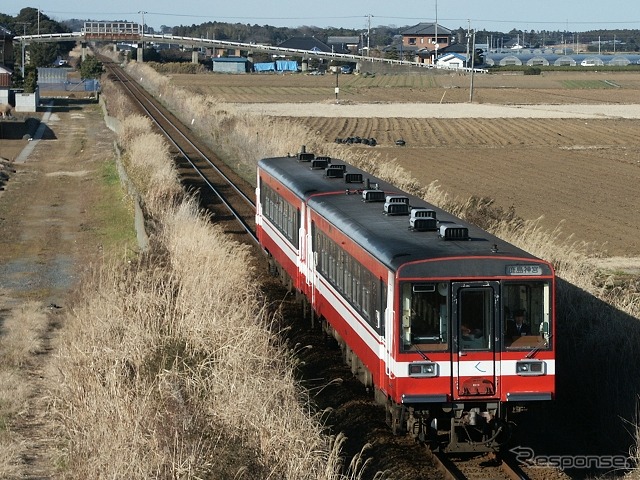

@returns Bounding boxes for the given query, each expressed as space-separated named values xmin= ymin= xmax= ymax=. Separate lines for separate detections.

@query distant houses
xmin=399 ymin=22 xmax=454 ymax=64
xmin=1 ymin=24 xmax=14 ymax=88
xmin=1 ymin=25 xmax=14 ymax=101
xmin=436 ymin=53 xmax=467 ymax=69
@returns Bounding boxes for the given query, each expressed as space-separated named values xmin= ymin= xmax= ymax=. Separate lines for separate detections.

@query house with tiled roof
xmin=400 ymin=22 xmax=453 ymax=64
xmin=0 ymin=25 xmax=14 ymax=88
xmin=277 ymin=36 xmax=333 ymax=53
xmin=327 ymin=36 xmax=359 ymax=54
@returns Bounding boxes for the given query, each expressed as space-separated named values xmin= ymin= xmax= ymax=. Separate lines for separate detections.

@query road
xmin=230 ymin=102 xmax=640 ymax=118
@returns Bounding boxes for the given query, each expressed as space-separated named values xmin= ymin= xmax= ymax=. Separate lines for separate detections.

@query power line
xmin=15 ymin=9 xmax=640 ymax=29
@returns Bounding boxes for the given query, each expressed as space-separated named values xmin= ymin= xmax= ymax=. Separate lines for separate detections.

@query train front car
xmin=394 ymin=255 xmax=555 ymax=452
xmin=256 ymin=151 xmax=556 ymax=453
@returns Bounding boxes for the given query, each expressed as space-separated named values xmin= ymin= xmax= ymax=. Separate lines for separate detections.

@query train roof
xmin=258 ymin=154 xmax=552 ymax=275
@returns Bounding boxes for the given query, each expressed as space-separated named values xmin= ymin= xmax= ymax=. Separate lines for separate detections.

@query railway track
xmin=430 ymin=450 xmax=533 ymax=480
xmin=102 ymin=58 xmax=259 ymax=246
xmin=101 ymin=60 xmax=570 ymax=480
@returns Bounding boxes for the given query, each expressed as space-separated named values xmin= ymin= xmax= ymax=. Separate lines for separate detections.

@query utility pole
xmin=466 ymin=19 xmax=470 ymax=68
xmin=367 ymin=14 xmax=372 ymax=57
xmin=139 ymin=11 xmax=147 ymax=35
xmin=138 ymin=11 xmax=147 ymax=62
xmin=434 ymin=0 xmax=438 ymax=66
xmin=17 ymin=22 xmax=29 ymax=77
xmin=469 ymin=30 xmax=476 ymax=103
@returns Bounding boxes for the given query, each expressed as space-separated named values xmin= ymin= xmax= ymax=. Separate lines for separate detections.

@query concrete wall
xmin=14 ymin=89 xmax=39 ymax=112
xmin=99 ymin=95 xmax=121 ymax=133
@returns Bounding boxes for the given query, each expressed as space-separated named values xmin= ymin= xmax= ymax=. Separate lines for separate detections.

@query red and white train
xmin=256 ymin=148 xmax=555 ymax=452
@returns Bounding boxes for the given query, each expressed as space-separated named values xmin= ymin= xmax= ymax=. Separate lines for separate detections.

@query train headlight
xmin=516 ymin=360 xmax=546 ymax=376
xmin=408 ymin=362 xmax=439 ymax=378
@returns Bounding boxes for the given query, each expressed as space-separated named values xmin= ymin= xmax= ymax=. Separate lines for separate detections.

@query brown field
xmin=169 ymin=70 xmax=640 ymax=104
xmin=170 ymin=71 xmax=640 ymax=258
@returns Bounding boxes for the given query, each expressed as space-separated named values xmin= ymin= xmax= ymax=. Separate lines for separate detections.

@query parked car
xmin=340 ymin=64 xmax=353 ymax=74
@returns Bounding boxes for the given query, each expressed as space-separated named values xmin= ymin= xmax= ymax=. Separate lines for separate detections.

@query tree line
xmin=3 ymin=7 xmax=640 ymax=71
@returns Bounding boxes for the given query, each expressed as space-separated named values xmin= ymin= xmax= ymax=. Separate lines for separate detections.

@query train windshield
xmin=503 ymin=281 xmax=552 ymax=350
xmin=400 ymin=282 xmax=449 ymax=351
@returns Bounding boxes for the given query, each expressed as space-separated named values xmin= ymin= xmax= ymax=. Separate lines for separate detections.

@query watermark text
xmin=510 ymin=446 xmax=635 ymax=470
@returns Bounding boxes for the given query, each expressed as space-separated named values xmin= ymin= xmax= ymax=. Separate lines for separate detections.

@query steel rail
xmin=108 ymin=63 xmax=255 ymax=209
xmin=105 ymin=61 xmax=259 ymax=245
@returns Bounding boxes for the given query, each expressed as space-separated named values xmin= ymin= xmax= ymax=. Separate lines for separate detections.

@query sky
xmin=4 ymin=0 xmax=640 ymax=33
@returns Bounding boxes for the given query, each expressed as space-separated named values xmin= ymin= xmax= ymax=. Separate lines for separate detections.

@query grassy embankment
xmin=34 ymin=71 xmax=367 ymax=478
xmin=126 ymin=60 xmax=640 ymax=463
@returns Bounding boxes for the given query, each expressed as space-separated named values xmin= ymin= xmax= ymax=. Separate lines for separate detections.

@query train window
xmin=336 ymin=250 xmax=344 ymax=292
xmin=458 ymin=288 xmax=492 ymax=351
xmin=313 ymin=228 xmax=381 ymax=329
xmin=260 ymin=182 xmax=299 ymax=248
xmin=401 ymin=282 xmax=449 ymax=352
xmin=503 ymin=281 xmax=552 ymax=350
xmin=354 ymin=262 xmax=360 ymax=301
xmin=362 ymin=282 xmax=371 ymax=320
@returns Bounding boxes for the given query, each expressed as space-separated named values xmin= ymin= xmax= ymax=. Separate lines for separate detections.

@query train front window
xmin=503 ymin=281 xmax=552 ymax=350
xmin=401 ymin=283 xmax=448 ymax=352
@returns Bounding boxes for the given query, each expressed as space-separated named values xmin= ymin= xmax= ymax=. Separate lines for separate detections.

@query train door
xmin=451 ymin=281 xmax=500 ymax=400
xmin=310 ymin=220 xmax=318 ymax=311
xmin=382 ymin=273 xmax=394 ymax=388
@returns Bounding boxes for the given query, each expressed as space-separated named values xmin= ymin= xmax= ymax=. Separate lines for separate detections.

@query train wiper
xmin=412 ymin=343 xmax=430 ymax=361
xmin=526 ymin=334 xmax=552 ymax=359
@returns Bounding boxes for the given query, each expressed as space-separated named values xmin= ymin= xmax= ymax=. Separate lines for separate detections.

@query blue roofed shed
xmin=212 ymin=56 xmax=250 ymax=73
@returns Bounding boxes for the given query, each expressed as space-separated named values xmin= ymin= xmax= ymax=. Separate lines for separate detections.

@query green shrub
xmin=523 ymin=66 xmax=542 ymax=75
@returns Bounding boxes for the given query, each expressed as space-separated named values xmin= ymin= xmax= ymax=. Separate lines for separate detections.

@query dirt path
xmin=0 ymin=101 xmax=119 ymax=478
xmin=230 ymin=102 xmax=640 ymax=118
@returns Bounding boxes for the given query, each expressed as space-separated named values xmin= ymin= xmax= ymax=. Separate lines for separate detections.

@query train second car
xmin=256 ymin=149 xmax=555 ymax=452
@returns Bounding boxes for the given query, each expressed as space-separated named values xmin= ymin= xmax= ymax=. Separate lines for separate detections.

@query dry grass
xmin=46 ymin=104 xmax=363 ymax=479
xmin=0 ymin=301 xmax=48 ymax=367
xmin=0 ymin=436 xmax=22 ymax=479
xmin=126 ymin=62 xmax=322 ymax=182
xmin=0 ymin=301 xmax=50 ymax=477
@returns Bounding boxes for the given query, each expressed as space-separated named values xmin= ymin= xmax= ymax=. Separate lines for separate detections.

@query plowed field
xmin=294 ymin=116 xmax=640 ymax=257
xmin=169 ymin=70 xmax=640 ymax=258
